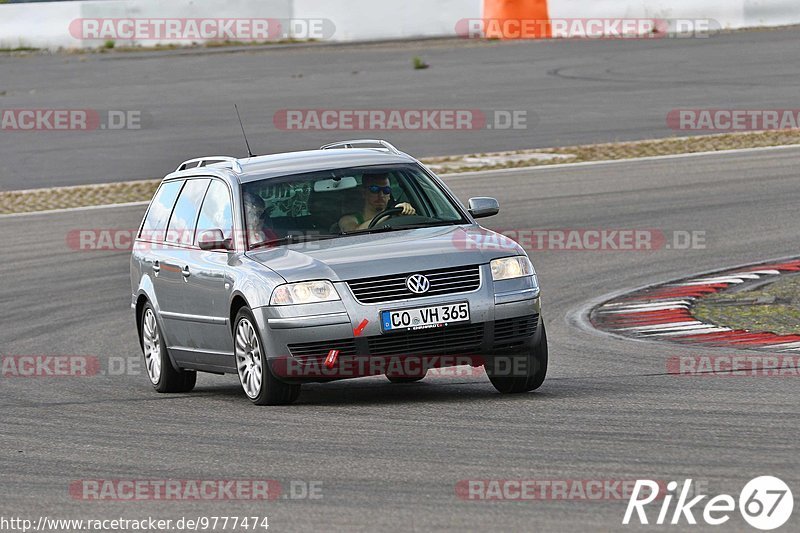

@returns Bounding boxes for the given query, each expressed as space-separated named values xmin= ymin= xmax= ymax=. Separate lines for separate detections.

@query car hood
xmin=246 ymin=225 xmax=526 ymax=282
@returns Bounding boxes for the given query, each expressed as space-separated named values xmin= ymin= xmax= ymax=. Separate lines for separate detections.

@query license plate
xmin=381 ymin=302 xmax=470 ymax=332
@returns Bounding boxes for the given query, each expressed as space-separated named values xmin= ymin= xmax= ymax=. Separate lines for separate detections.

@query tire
xmin=486 ymin=322 xmax=548 ymax=394
xmin=234 ymin=307 xmax=300 ymax=406
xmin=140 ymin=303 xmax=196 ymax=393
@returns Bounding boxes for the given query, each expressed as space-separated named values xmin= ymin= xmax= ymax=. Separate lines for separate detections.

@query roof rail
xmin=320 ymin=139 xmax=401 ymax=155
xmin=176 ymin=156 xmax=242 ymax=173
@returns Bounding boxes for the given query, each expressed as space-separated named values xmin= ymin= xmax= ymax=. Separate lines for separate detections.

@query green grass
xmin=692 ymin=274 xmax=800 ymax=335
xmin=0 ymin=46 xmax=40 ymax=52
xmin=412 ymin=56 xmax=430 ymax=70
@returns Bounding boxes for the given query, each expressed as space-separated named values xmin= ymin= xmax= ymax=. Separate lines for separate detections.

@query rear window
xmin=139 ymin=180 xmax=183 ymax=241
xmin=166 ymin=179 xmax=211 ymax=245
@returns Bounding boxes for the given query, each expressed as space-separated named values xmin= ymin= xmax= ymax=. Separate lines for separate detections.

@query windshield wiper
xmin=391 ymin=220 xmax=463 ymax=230
xmin=249 ymin=233 xmax=339 ymax=251
xmin=338 ymin=226 xmax=398 ymax=237
xmin=339 ymin=220 xmax=462 ymax=236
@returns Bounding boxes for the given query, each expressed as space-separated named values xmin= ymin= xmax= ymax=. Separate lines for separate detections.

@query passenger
xmin=338 ymin=173 xmax=415 ymax=232
xmin=243 ymin=191 xmax=268 ymax=245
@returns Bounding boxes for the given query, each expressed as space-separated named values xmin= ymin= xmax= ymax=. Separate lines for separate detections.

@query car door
xmin=136 ymin=179 xmax=185 ymax=352
xmin=158 ymin=178 xmax=211 ymax=361
xmin=182 ymin=179 xmax=237 ymax=370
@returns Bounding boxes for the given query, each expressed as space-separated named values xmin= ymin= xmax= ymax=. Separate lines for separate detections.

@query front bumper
xmin=252 ymin=265 xmax=541 ymax=380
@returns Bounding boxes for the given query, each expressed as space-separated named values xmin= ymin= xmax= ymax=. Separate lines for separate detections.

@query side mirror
xmin=468 ymin=197 xmax=500 ymax=219
xmin=198 ymin=229 xmax=233 ymax=251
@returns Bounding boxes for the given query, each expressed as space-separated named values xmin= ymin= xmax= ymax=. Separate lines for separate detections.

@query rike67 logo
xmin=624 ymin=477 xmax=793 ymax=530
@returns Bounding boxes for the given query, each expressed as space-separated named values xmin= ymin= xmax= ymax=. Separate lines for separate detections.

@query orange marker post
xmin=483 ymin=0 xmax=551 ymax=39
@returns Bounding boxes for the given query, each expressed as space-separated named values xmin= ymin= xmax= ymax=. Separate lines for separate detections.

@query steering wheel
xmin=368 ymin=207 xmax=404 ymax=229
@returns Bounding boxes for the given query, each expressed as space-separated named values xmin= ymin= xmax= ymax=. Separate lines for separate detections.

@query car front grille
xmin=287 ymin=338 xmax=357 ymax=364
xmin=286 ymin=315 xmax=537 ymax=364
xmin=367 ymin=322 xmax=484 ymax=357
xmin=494 ymin=314 xmax=539 ymax=347
xmin=346 ymin=265 xmax=481 ymax=304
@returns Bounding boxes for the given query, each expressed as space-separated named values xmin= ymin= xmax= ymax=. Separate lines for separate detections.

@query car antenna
xmin=234 ymin=104 xmax=255 ymax=158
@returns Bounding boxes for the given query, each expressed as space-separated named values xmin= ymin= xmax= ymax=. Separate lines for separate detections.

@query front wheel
xmin=140 ymin=303 xmax=196 ymax=393
xmin=486 ymin=322 xmax=548 ymax=394
xmin=234 ymin=307 xmax=300 ymax=406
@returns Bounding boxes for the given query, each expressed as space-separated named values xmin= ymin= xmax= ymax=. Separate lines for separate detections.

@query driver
xmin=338 ymin=173 xmax=415 ymax=232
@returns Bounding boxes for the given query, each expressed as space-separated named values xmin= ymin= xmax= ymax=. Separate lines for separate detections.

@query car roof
xmin=238 ymin=149 xmax=417 ymax=183
xmin=166 ymin=148 xmax=418 ymax=185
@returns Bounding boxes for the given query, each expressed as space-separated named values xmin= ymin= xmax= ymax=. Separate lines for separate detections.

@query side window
xmin=140 ymin=180 xmax=183 ymax=241
xmin=166 ymin=179 xmax=211 ymax=245
xmin=388 ymin=172 xmax=407 ymax=203
xmin=412 ymin=172 xmax=462 ymax=220
xmin=195 ymin=180 xmax=234 ymax=244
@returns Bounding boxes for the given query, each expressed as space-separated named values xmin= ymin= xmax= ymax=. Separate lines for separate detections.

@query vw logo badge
xmin=406 ymin=274 xmax=431 ymax=294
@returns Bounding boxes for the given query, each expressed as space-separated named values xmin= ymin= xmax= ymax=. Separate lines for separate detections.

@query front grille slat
xmin=424 ymin=277 xmax=480 ymax=288
xmin=494 ymin=314 xmax=539 ymax=347
xmin=347 ymin=265 xmax=481 ymax=304
xmin=348 ymin=277 xmax=408 ymax=288
xmin=426 ymin=272 xmax=478 ymax=280
xmin=373 ymin=335 xmax=480 ymax=351
xmin=349 ymin=287 xmax=413 ymax=296
xmin=368 ymin=323 xmax=484 ymax=357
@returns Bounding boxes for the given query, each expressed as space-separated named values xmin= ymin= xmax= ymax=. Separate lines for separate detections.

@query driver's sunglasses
xmin=367 ymin=185 xmax=392 ymax=195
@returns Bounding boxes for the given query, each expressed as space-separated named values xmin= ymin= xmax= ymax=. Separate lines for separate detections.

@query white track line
xmin=600 ymin=300 xmax=694 ymax=309
xmin=619 ymin=321 xmax=703 ymax=332
xmin=648 ymin=327 xmax=732 ymax=336
xmin=599 ymin=305 xmax=691 ymax=314
xmin=6 ymin=143 xmax=800 ymax=218
xmin=0 ymin=200 xmax=149 ymax=219
xmin=673 ymin=278 xmax=748 ymax=286
xmin=762 ymin=342 xmax=800 ymax=351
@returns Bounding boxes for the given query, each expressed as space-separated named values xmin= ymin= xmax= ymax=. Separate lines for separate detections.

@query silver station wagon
xmin=131 ymin=140 xmax=546 ymax=405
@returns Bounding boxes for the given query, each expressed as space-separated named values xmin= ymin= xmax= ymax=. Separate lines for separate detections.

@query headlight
xmin=270 ymin=281 xmax=340 ymax=305
xmin=491 ymin=256 xmax=534 ymax=281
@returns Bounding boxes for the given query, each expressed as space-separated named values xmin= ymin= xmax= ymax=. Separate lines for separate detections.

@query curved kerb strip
xmin=590 ymin=258 xmax=800 ymax=353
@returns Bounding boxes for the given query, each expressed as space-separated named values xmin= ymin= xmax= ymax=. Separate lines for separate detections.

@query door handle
xmin=152 ymin=260 xmax=160 ymax=273
xmin=182 ymin=265 xmax=191 ymax=280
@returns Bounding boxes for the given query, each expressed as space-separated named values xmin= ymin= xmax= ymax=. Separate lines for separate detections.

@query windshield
xmin=242 ymin=164 xmax=467 ymax=250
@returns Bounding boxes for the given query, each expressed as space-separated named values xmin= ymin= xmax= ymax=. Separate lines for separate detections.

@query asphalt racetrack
xmin=1 ymin=146 xmax=798 ymax=530
xmin=2 ymin=27 xmax=800 ymax=189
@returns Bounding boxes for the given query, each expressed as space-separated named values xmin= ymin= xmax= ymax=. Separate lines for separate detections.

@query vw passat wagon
xmin=131 ymin=140 xmax=546 ymax=405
